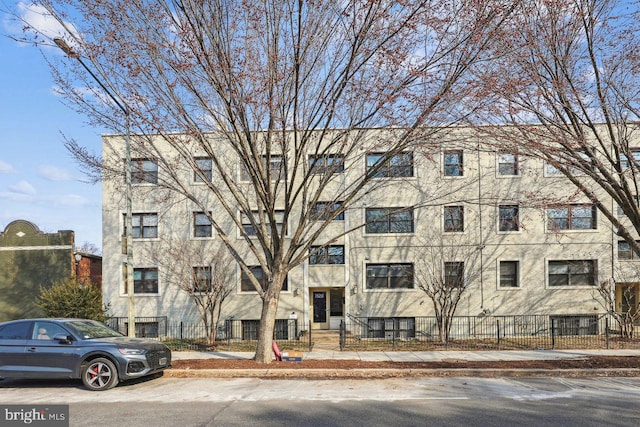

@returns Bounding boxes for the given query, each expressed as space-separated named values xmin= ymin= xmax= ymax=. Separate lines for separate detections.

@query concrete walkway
xmin=172 ymin=348 xmax=640 ymax=362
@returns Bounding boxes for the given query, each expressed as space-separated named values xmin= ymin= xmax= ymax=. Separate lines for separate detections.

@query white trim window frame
xmin=366 ymin=152 xmax=414 ymax=178
xmin=443 ymin=150 xmax=463 ymax=177
xmin=498 ymin=205 xmax=520 ymax=232
xmin=498 ymin=260 xmax=520 ymax=289
xmin=240 ymin=210 xmax=286 ymax=237
xmin=193 ymin=211 xmax=213 ymax=238
xmin=194 ymin=157 xmax=213 ymax=183
xmin=131 ymin=158 xmax=158 ymax=184
xmin=443 ymin=205 xmax=464 ymax=233
xmin=547 ymin=259 xmax=597 ymax=288
xmin=497 ymin=152 xmax=520 ymax=177
xmin=546 ymin=204 xmax=597 ymax=232
xmin=365 ymin=263 xmax=414 ymax=290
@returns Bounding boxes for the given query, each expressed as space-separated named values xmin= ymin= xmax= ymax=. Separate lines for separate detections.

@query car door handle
xmin=27 ymin=347 xmax=38 ymax=352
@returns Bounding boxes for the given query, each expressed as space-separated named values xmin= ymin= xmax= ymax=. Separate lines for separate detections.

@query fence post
xmin=551 ymin=319 xmax=555 ymax=349
xmin=605 ymin=316 xmax=610 ymax=349
xmin=340 ymin=320 xmax=345 ymax=351
xmin=308 ymin=320 xmax=313 ymax=352
xmin=226 ymin=320 xmax=231 ymax=351
xmin=179 ymin=321 xmax=183 ymax=351
xmin=497 ymin=319 xmax=501 ymax=350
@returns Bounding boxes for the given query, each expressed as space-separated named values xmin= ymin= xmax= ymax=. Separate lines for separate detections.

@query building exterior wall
xmin=101 ymin=128 xmax=633 ymax=332
xmin=0 ymin=220 xmax=75 ymax=322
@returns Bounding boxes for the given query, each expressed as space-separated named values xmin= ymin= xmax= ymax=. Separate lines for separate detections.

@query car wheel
xmin=82 ymin=358 xmax=119 ymax=391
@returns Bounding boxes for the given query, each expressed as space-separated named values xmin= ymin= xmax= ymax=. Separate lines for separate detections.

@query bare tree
xmin=475 ymin=0 xmax=640 ymax=256
xmin=19 ymin=0 xmax=517 ymax=362
xmin=414 ymin=240 xmax=482 ymax=343
xmin=594 ymin=277 xmax=640 ymax=339
xmin=149 ymin=240 xmax=233 ymax=344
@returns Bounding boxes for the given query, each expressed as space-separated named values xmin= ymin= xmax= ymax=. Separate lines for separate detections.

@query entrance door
xmin=617 ymin=283 xmax=639 ymax=316
xmin=312 ymin=291 xmax=328 ymax=329
xmin=311 ymin=288 xmax=345 ymax=330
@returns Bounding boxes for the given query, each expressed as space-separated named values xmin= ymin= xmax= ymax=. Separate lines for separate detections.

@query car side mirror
xmin=53 ymin=334 xmax=73 ymax=344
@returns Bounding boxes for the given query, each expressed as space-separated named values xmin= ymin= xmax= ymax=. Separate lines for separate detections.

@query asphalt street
xmin=2 ymin=376 xmax=640 ymax=426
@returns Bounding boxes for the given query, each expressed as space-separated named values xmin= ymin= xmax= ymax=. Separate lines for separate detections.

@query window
xmin=309 ymin=154 xmax=344 ymax=174
xmin=545 ymin=161 xmax=563 ymax=176
xmin=193 ymin=212 xmax=212 ymax=238
xmin=0 ymin=321 xmax=30 ymax=340
xmin=32 ymin=321 xmax=67 ymax=340
xmin=309 ymin=245 xmax=345 ymax=265
xmin=241 ymin=210 xmax=285 ymax=236
xmin=617 ymin=196 xmax=640 ymax=216
xmin=618 ymin=241 xmax=640 ymax=260
xmin=548 ymin=260 xmax=596 ymax=287
xmin=550 ymin=315 xmax=597 ymax=336
xmin=192 ymin=266 xmax=212 ymax=293
xmin=310 ymin=201 xmax=344 ymax=221
xmin=546 ymin=152 xmax=590 ymax=176
xmin=366 ymin=263 xmax=413 ymax=289
xmin=499 ymin=205 xmax=519 ymax=232
xmin=241 ymin=320 xmax=259 ymax=340
xmin=499 ymin=261 xmax=519 ymax=288
xmin=547 ymin=205 xmax=596 ymax=230
xmin=124 ymin=213 xmax=158 ymax=239
xmin=130 ymin=268 xmax=159 ymax=294
xmin=366 ymin=152 xmax=414 ymax=178
xmin=240 ymin=266 xmax=288 ymax=292
xmin=498 ymin=152 xmax=519 ymax=176
xmin=444 ymin=262 xmax=465 ymax=288
xmin=194 ymin=157 xmax=212 ymax=182
xmin=365 ymin=207 xmax=414 ymax=234
xmin=241 ymin=155 xmax=284 ymax=181
xmin=444 ymin=150 xmax=463 ymax=176
xmin=366 ymin=317 xmax=415 ymax=339
xmin=131 ymin=159 xmax=158 ymax=184
xmin=444 ymin=206 xmax=464 ymax=232
xmin=239 ymin=319 xmax=290 ymax=340
xmin=621 ymin=150 xmax=640 ymax=169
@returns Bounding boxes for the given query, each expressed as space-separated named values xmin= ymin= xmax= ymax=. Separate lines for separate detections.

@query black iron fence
xmin=107 ymin=317 xmax=309 ymax=351
xmin=107 ymin=313 xmax=640 ymax=352
xmin=339 ymin=314 xmax=640 ymax=350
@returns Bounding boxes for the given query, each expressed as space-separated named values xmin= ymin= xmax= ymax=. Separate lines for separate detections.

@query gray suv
xmin=0 ymin=318 xmax=171 ymax=391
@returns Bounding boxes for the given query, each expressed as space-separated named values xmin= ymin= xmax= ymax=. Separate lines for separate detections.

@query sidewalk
xmin=168 ymin=349 xmax=640 ymax=379
xmin=172 ymin=348 xmax=640 ymax=362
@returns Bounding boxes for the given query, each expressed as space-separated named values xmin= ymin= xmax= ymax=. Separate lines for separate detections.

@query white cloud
xmin=0 ymin=160 xmax=15 ymax=173
xmin=38 ymin=165 xmax=72 ymax=181
xmin=4 ymin=3 xmax=80 ymax=52
xmin=11 ymin=2 xmax=69 ymax=40
xmin=46 ymin=193 xmax=94 ymax=208
xmin=8 ymin=180 xmax=36 ymax=196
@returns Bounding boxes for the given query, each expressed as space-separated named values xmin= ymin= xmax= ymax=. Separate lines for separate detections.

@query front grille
xmin=146 ymin=349 xmax=170 ymax=369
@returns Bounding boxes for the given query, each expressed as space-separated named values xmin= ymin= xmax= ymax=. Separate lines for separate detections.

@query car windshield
xmin=65 ymin=320 xmax=124 ymax=339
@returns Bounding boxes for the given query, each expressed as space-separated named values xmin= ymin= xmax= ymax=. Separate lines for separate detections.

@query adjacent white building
xmin=101 ymin=127 xmax=639 ymax=337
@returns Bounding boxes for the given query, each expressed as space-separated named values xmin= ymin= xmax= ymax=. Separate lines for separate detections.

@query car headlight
xmin=118 ymin=348 xmax=146 ymax=355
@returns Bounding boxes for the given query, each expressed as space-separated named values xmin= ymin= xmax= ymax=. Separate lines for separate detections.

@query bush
xmin=36 ymin=277 xmax=110 ymax=322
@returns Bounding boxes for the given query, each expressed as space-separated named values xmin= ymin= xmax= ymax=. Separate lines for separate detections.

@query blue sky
xmin=1 ymin=4 xmax=103 ymax=251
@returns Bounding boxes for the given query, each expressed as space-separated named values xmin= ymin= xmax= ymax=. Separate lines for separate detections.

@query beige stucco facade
xmin=101 ymin=127 xmax=637 ymax=334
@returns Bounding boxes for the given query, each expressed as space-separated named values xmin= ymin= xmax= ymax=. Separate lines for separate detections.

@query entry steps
xmin=310 ymin=330 xmax=342 ymax=351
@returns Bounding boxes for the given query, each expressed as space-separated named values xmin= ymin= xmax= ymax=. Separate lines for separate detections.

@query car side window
xmin=32 ymin=322 xmax=68 ymax=340
xmin=0 ymin=322 xmax=30 ymax=340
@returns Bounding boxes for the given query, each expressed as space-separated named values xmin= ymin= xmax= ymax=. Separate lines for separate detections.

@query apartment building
xmin=101 ymin=128 xmax=638 ymax=336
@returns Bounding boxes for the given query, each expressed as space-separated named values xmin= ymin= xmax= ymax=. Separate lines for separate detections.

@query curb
xmin=166 ymin=368 xmax=640 ymax=379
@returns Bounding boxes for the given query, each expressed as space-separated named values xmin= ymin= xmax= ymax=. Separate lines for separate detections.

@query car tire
xmin=82 ymin=357 xmax=119 ymax=391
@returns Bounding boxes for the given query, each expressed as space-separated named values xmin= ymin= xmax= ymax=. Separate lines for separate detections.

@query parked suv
xmin=0 ymin=318 xmax=171 ymax=391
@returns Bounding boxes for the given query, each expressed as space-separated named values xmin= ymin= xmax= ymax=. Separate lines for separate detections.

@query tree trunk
xmin=254 ymin=271 xmax=285 ymax=363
